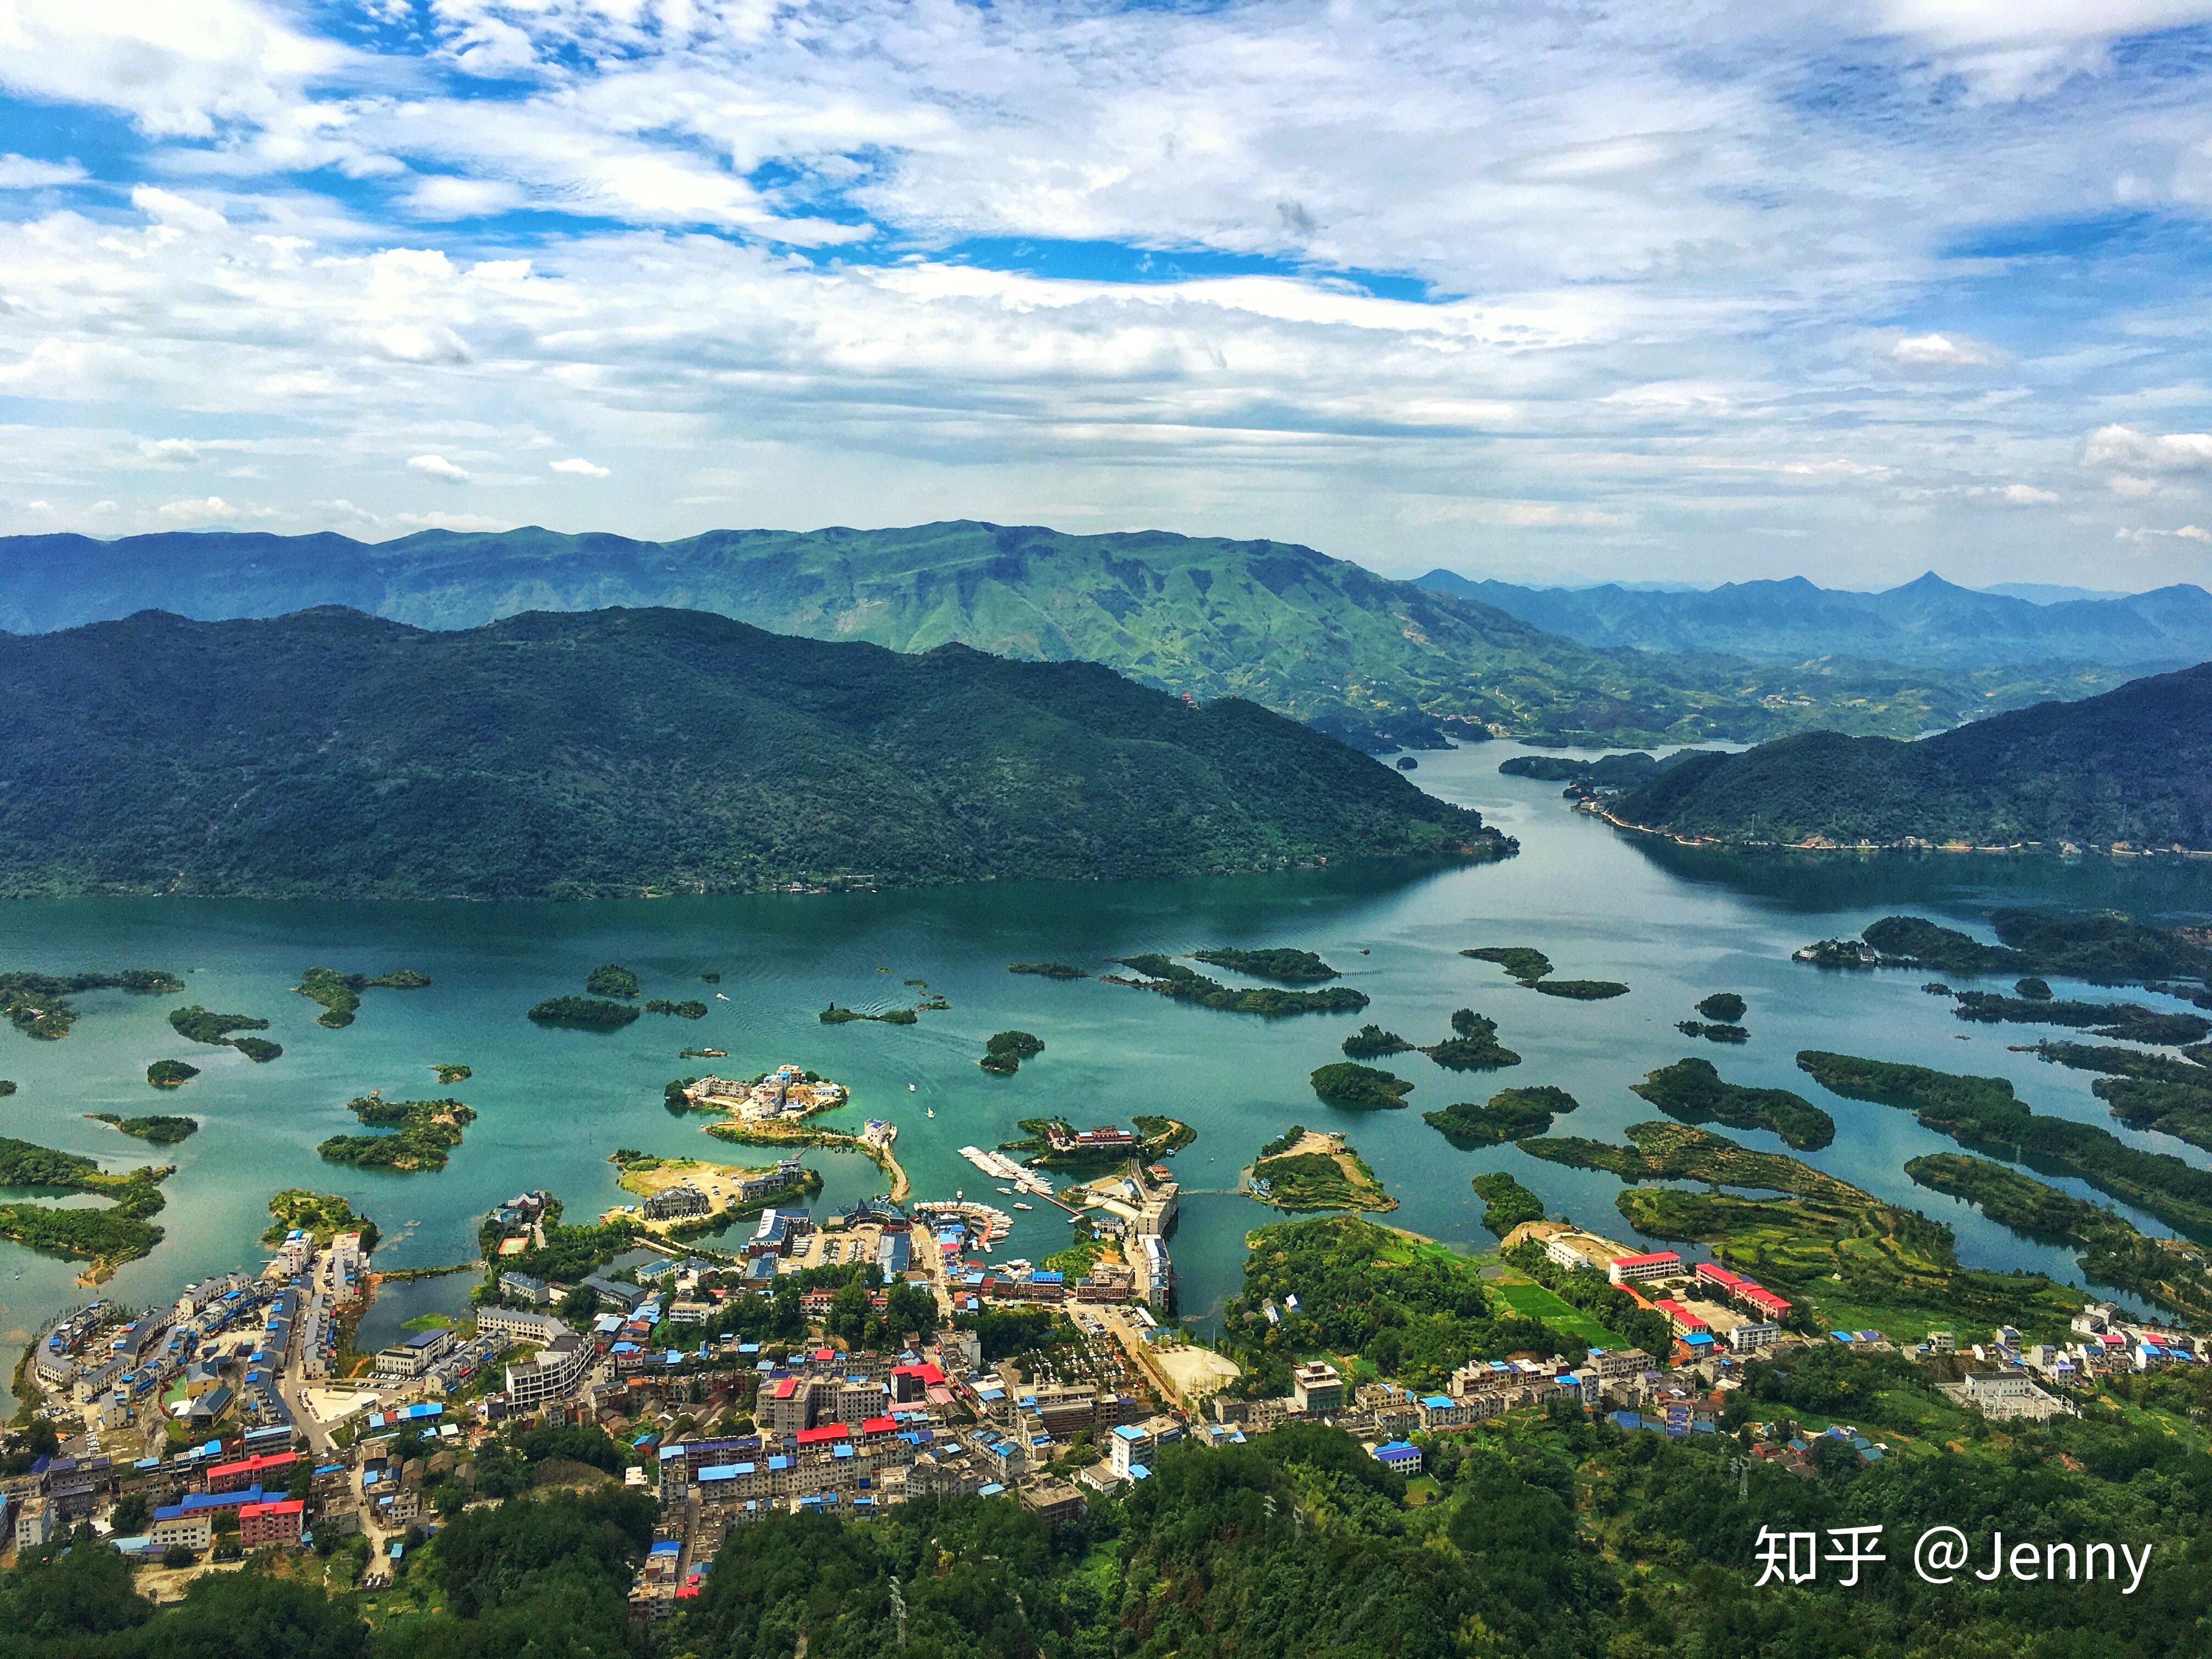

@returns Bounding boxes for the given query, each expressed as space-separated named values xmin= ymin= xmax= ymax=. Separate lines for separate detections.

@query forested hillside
xmin=1421 ymin=567 xmax=2212 ymax=670
xmin=0 ymin=606 xmax=1504 ymax=899
xmin=0 ymin=523 xmax=2108 ymax=745
xmin=1607 ymin=660 xmax=2212 ymax=849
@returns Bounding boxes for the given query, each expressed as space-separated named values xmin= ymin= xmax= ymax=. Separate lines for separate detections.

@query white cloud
xmin=1999 ymin=483 xmax=2058 ymax=504
xmin=154 ymin=494 xmax=272 ymax=523
xmin=0 ymin=2 xmax=2210 ymax=584
xmin=2083 ymin=424 xmax=2212 ymax=473
xmin=2117 ymin=523 xmax=2212 ymax=543
xmin=138 ymin=438 xmax=201 ymax=465
xmin=0 ymin=153 xmax=84 ymax=188
xmin=407 ymin=454 xmax=473 ymax=483
xmin=551 ymin=458 xmax=611 ymax=477
xmin=393 ymin=510 xmax=510 ymax=531
xmin=1890 ymin=332 xmax=1996 ymax=366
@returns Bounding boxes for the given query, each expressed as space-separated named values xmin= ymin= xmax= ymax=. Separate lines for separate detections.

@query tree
xmin=560 ymin=1284 xmax=600 ymax=1321
xmin=109 ymin=1492 xmax=150 ymax=1535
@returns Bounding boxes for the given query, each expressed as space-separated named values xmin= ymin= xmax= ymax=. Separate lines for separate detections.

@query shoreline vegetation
xmin=1631 ymin=1057 xmax=1836 ymax=1150
xmin=167 ymin=1004 xmax=281 ymax=1062
xmin=1423 ymin=1086 xmax=1578 ymax=1147
xmin=979 ymin=1030 xmax=1043 ymax=1075
xmin=1008 ymin=961 xmax=1088 ymax=979
xmin=1522 ymin=1120 xmax=2085 ymax=1336
xmin=1903 ymin=1153 xmax=2212 ymax=1325
xmin=1245 ymin=1127 xmax=1395 ymax=1212
xmin=1105 ymin=954 xmax=1370 ymax=1016
xmin=1421 ymin=1008 xmax=1521 ymax=1071
xmin=0 ymin=968 xmax=182 ymax=1040
xmin=528 ymin=996 xmax=640 ymax=1029
xmin=585 ymin=964 xmax=639 ymax=998
xmin=1460 ymin=945 xmax=1629 ymax=1001
xmin=432 ymin=1062 xmax=472 ymax=1083
xmin=317 ymin=1093 xmax=477 ymax=1173
xmin=1796 ymin=1049 xmax=2212 ymax=1242
xmin=1189 ymin=947 xmax=1340 ymax=984
xmin=86 ymin=1113 xmax=197 ymax=1146
xmin=1308 ymin=1062 xmax=1414 ymax=1109
xmin=2025 ymin=1041 xmax=2212 ymax=1154
xmin=263 ymin=1189 xmax=380 ymax=1251
xmin=294 ymin=965 xmax=430 ymax=1028
xmin=1470 ymin=1170 xmax=1544 ymax=1235
xmin=998 ymin=1115 xmax=1192 ymax=1168
xmin=144 ymin=1059 xmax=199 ymax=1088
xmin=821 ymin=1003 xmax=919 ymax=1025
xmin=703 ymin=1118 xmax=910 ymax=1201
xmin=0 ymin=1137 xmax=172 ymax=1282
xmin=1340 ymin=1024 xmax=1414 ymax=1058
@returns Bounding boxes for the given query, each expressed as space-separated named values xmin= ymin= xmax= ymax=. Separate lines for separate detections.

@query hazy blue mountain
xmin=0 ymin=522 xmax=2111 ymax=746
xmin=1980 ymin=583 xmax=2132 ymax=605
xmin=1415 ymin=567 xmax=2212 ymax=669
xmin=0 ymin=606 xmax=1505 ymax=899
xmin=1607 ymin=660 xmax=2212 ymax=851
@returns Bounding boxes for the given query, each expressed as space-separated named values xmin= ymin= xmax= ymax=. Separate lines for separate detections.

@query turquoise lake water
xmin=5 ymin=743 xmax=2211 ymax=1407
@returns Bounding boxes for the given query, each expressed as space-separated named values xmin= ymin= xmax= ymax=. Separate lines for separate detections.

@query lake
xmin=5 ymin=742 xmax=2210 ymax=1407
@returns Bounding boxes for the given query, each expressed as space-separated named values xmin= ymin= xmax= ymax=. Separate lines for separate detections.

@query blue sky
xmin=3 ymin=1 xmax=2212 ymax=589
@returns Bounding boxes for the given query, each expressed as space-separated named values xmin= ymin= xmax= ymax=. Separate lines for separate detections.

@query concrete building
xmin=1607 ymin=1251 xmax=1683 ymax=1286
xmin=477 ymin=1306 xmax=571 ymax=1346
xmin=1291 ymin=1361 xmax=1345 ymax=1414
xmin=14 ymin=1497 xmax=54 ymax=1552
xmin=498 ymin=1272 xmax=552 ymax=1306
xmin=505 ymin=1333 xmax=590 ymax=1406
xmin=643 ymin=1182 xmax=712 ymax=1222
xmin=1109 ymin=1415 xmax=1183 ymax=1479
xmin=374 ymin=1328 xmax=454 ymax=1380
xmin=238 ymin=1498 xmax=305 ymax=1548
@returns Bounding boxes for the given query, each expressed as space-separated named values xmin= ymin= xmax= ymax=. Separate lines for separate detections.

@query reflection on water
xmin=0 ymin=740 xmax=2207 ymax=1403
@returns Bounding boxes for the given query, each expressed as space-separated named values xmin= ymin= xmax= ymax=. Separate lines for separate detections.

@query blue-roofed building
xmin=1371 ymin=1441 xmax=1422 ymax=1472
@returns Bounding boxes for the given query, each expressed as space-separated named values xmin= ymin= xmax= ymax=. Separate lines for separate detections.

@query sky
xmin=4 ymin=2 xmax=2212 ymax=589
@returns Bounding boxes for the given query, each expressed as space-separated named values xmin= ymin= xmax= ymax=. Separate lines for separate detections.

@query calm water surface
xmin=5 ymin=743 xmax=2211 ymax=1406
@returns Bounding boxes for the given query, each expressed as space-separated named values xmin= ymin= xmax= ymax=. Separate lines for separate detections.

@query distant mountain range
xmin=1603 ymin=662 xmax=2212 ymax=852
xmin=0 ymin=607 xmax=1505 ymax=899
xmin=0 ymin=523 xmax=2128 ymax=747
xmin=1416 ymin=569 xmax=2212 ymax=671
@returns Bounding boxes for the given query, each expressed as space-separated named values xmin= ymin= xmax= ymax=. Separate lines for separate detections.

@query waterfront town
xmin=9 ymin=1075 xmax=2202 ymax=1620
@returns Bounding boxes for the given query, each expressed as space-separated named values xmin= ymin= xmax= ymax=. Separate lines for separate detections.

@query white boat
xmin=715 ymin=992 xmax=729 ymax=1000
xmin=909 ymin=1083 xmax=916 ymax=1091
xmin=927 ymin=1108 xmax=935 ymax=1118
xmin=1013 ymin=1202 xmax=1032 ymax=1210
xmin=996 ymin=1186 xmax=1011 ymax=1194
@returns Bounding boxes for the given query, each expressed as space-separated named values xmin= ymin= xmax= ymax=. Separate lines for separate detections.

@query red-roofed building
xmin=207 ymin=1451 xmax=297 ymax=1494
xmin=1652 ymin=1300 xmax=1709 ymax=1336
xmin=859 ymin=1415 xmax=899 ymax=1437
xmin=890 ymin=1361 xmax=945 ymax=1404
xmin=1695 ymin=1263 xmax=1748 ymax=1295
xmin=238 ymin=1498 xmax=304 ymax=1548
xmin=1740 ymin=1286 xmax=1792 ymax=1318
xmin=795 ymin=1424 xmax=851 ymax=1448
xmin=1608 ymin=1251 xmax=1683 ymax=1286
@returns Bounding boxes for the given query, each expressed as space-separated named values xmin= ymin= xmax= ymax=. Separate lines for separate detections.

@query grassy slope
xmin=0 ymin=522 xmax=2102 ymax=743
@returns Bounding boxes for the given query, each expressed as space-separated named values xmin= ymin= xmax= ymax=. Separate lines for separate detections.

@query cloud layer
xmin=1 ymin=0 xmax=2210 ymax=586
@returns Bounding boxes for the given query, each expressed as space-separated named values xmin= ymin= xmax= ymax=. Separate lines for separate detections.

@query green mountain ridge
xmin=1605 ymin=660 xmax=2212 ymax=850
xmin=0 ymin=522 xmax=2119 ymax=744
xmin=0 ymin=605 xmax=1504 ymax=899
